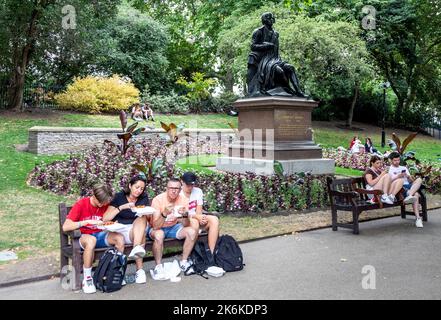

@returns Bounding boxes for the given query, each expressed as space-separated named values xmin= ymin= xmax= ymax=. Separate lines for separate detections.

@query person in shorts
xmin=148 ymin=178 xmax=199 ymax=279
xmin=62 ymin=184 xmax=124 ymax=294
xmin=104 ymin=175 xmax=150 ymax=284
xmin=180 ymin=172 xmax=219 ymax=253
xmin=388 ymin=152 xmax=424 ymax=228
xmin=364 ymin=155 xmax=404 ymax=205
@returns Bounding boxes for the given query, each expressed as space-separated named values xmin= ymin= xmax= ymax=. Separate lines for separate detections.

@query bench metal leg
xmin=352 ymin=209 xmax=359 ymax=235
xmin=400 ymin=205 xmax=406 ymax=219
xmin=72 ymin=240 xmax=82 ymax=291
xmin=421 ymin=195 xmax=428 ymax=222
xmin=332 ymin=208 xmax=338 ymax=231
xmin=60 ymin=251 xmax=68 ymax=283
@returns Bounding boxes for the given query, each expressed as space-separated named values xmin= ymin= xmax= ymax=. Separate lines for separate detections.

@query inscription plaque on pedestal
xmin=216 ymin=96 xmax=335 ymax=175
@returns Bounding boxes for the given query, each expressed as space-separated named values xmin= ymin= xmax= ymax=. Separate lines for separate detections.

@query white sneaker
xmin=122 ymin=279 xmax=127 ymax=286
xmin=135 ymin=269 xmax=147 ymax=284
xmin=415 ymin=218 xmax=423 ymax=228
xmin=152 ymin=264 xmax=167 ymax=280
xmin=381 ymin=194 xmax=394 ymax=205
xmin=129 ymin=245 xmax=146 ymax=260
xmin=82 ymin=276 xmax=96 ymax=294
xmin=404 ymin=195 xmax=417 ymax=204
xmin=388 ymin=194 xmax=396 ymax=203
xmin=180 ymin=260 xmax=193 ymax=273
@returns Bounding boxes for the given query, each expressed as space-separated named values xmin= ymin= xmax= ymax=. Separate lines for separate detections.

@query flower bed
xmin=28 ymin=139 xmax=329 ymax=213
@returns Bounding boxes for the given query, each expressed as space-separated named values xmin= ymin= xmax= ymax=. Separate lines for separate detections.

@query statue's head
xmin=261 ymin=12 xmax=275 ymax=27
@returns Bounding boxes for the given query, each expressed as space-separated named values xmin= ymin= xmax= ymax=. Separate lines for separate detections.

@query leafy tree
xmin=0 ymin=0 xmax=120 ymax=111
xmin=176 ymin=72 xmax=216 ymax=106
xmin=100 ymin=4 xmax=170 ymax=92
xmin=361 ymin=0 xmax=441 ymax=125
xmin=217 ymin=5 xmax=374 ymax=126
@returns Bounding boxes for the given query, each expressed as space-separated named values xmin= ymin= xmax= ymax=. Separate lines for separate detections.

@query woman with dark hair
xmin=364 ymin=156 xmax=403 ymax=204
xmin=365 ymin=137 xmax=378 ymax=154
xmin=103 ymin=175 xmax=150 ymax=284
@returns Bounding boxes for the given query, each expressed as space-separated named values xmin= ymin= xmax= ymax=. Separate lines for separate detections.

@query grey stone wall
xmin=28 ymin=126 xmax=235 ymax=155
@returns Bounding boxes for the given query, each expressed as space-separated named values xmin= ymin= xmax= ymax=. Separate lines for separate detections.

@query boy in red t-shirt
xmin=62 ymin=184 xmax=124 ymax=294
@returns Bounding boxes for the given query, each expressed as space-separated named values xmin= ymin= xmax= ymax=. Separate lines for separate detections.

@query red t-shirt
xmin=66 ymin=197 xmax=109 ymax=234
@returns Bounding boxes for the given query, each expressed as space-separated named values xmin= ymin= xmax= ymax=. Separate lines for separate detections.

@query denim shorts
xmin=80 ymin=231 xmax=109 ymax=250
xmin=147 ymin=223 xmax=184 ymax=240
xmin=403 ymin=183 xmax=412 ymax=196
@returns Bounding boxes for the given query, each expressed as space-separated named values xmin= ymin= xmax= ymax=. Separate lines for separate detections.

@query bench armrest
xmin=329 ymin=190 xmax=358 ymax=198
xmin=64 ymin=230 xmax=81 ymax=239
xmin=354 ymin=188 xmax=383 ymax=195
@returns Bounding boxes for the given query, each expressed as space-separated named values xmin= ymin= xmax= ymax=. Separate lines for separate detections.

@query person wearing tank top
xmin=364 ymin=155 xmax=403 ymax=205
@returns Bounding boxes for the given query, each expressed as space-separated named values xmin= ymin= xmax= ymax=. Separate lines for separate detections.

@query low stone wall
xmin=28 ymin=126 xmax=236 ymax=155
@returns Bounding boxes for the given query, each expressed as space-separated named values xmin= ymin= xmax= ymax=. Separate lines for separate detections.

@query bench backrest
xmin=59 ymin=203 xmax=72 ymax=248
xmin=326 ymin=177 xmax=367 ymax=205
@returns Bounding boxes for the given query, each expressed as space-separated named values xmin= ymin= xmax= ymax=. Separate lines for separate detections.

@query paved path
xmin=1 ymin=210 xmax=440 ymax=300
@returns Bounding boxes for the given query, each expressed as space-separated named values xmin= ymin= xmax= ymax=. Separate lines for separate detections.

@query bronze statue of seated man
xmin=247 ymin=12 xmax=306 ymax=98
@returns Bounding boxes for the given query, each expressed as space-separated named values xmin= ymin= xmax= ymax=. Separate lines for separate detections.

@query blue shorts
xmin=147 ymin=223 xmax=184 ymax=240
xmin=80 ymin=231 xmax=109 ymax=250
xmin=403 ymin=183 xmax=412 ymax=196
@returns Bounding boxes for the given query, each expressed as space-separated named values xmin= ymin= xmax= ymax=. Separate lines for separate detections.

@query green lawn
xmin=60 ymin=113 xmax=238 ymax=129
xmin=175 ymin=154 xmax=221 ymax=173
xmin=0 ymin=110 xmax=440 ymax=261
xmin=314 ymin=125 xmax=441 ymax=164
xmin=335 ymin=167 xmax=364 ymax=177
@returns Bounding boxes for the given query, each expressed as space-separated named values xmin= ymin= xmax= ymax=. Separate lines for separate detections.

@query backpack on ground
xmin=93 ymin=248 xmax=127 ymax=293
xmin=214 ymin=235 xmax=244 ymax=272
xmin=186 ymin=240 xmax=215 ymax=279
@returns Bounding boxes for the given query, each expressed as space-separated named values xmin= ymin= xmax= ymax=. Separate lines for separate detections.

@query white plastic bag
xmin=150 ymin=260 xmax=181 ymax=281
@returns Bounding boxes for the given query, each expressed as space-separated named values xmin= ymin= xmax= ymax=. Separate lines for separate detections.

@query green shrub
xmin=54 ymin=75 xmax=140 ymax=114
xmin=141 ymin=88 xmax=189 ymax=114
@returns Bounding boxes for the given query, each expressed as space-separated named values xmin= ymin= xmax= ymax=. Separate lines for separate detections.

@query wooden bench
xmin=59 ymin=203 xmax=209 ymax=291
xmin=326 ymin=177 xmax=428 ymax=235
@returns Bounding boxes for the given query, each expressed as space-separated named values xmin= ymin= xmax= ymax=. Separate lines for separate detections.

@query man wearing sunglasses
xmin=148 ymin=178 xmax=199 ymax=279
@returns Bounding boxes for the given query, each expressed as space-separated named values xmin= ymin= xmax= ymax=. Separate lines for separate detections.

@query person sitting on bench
xmin=147 ymin=178 xmax=199 ymax=279
xmin=388 ymin=152 xmax=424 ymax=228
xmin=103 ymin=175 xmax=150 ymax=285
xmin=180 ymin=172 xmax=219 ymax=253
xmin=62 ymin=184 xmax=124 ymax=294
xmin=364 ymin=155 xmax=403 ymax=205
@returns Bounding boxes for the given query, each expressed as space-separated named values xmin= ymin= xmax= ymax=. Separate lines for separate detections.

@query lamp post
xmin=380 ymin=81 xmax=390 ymax=148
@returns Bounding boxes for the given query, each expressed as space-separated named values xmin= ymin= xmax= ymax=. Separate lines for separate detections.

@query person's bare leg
xmin=80 ymin=235 xmax=96 ymax=268
xmin=130 ymin=217 xmax=147 ymax=246
xmin=381 ymin=174 xmax=391 ymax=195
xmin=150 ymin=229 xmax=164 ymax=265
xmin=408 ymin=178 xmax=422 ymax=197
xmin=373 ymin=177 xmax=384 ymax=192
xmin=107 ymin=233 xmax=125 ymax=253
xmin=178 ymin=227 xmax=197 ymax=261
xmin=205 ymin=216 xmax=219 ymax=253
xmin=413 ymin=193 xmax=421 ymax=218
xmin=389 ymin=179 xmax=404 ymax=196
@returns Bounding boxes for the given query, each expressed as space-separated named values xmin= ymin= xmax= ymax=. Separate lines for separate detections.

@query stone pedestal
xmin=216 ymin=96 xmax=334 ymax=175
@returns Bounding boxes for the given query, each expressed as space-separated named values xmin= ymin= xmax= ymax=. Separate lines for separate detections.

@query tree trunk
xmin=8 ymin=7 xmax=41 ymax=111
xmin=346 ymin=82 xmax=359 ymax=128
xmin=394 ymin=97 xmax=404 ymax=125
xmin=223 ymin=69 xmax=234 ymax=93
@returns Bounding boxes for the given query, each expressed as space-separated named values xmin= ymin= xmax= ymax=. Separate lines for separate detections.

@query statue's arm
xmin=250 ymin=30 xmax=271 ymax=51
